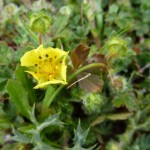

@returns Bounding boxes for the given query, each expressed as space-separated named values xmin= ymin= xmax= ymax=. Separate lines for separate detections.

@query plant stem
xmin=38 ymin=33 xmax=42 ymax=45
xmin=45 ymin=63 xmax=106 ymax=107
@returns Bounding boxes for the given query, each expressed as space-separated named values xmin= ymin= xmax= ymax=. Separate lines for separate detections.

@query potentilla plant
xmin=5 ymin=8 xmax=134 ymax=150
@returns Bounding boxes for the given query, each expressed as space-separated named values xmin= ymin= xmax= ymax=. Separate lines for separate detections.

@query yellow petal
xmin=60 ymin=66 xmax=67 ymax=81
xmin=34 ymin=80 xmax=67 ymax=89
xmin=46 ymin=47 xmax=68 ymax=57
xmin=21 ymin=49 xmax=38 ymax=66
xmin=25 ymin=71 xmax=40 ymax=81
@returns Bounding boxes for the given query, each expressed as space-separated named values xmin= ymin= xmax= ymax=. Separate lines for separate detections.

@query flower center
xmin=34 ymin=54 xmax=61 ymax=82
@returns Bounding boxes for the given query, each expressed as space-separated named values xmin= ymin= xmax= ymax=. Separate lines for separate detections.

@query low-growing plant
xmin=0 ymin=0 xmax=150 ymax=150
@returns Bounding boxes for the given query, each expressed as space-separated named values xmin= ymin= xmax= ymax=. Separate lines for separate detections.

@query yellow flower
xmin=20 ymin=45 xmax=68 ymax=89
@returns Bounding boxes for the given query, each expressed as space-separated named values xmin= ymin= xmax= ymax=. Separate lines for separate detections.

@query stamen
xmin=45 ymin=54 xmax=49 ymax=57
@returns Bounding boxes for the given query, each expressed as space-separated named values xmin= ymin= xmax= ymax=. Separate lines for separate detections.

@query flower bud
xmin=82 ymin=93 xmax=104 ymax=114
xmin=112 ymin=76 xmax=127 ymax=92
xmin=3 ymin=3 xmax=18 ymax=16
xmin=107 ymin=36 xmax=127 ymax=57
xmin=29 ymin=11 xmax=51 ymax=33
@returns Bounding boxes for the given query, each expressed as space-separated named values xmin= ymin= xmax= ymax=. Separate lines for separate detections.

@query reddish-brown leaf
xmin=89 ymin=54 xmax=107 ymax=64
xmin=87 ymin=54 xmax=108 ymax=74
xmin=77 ymin=72 xmax=104 ymax=93
xmin=71 ymin=44 xmax=90 ymax=69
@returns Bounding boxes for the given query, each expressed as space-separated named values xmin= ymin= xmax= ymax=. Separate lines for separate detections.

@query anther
xmin=45 ymin=54 xmax=49 ymax=57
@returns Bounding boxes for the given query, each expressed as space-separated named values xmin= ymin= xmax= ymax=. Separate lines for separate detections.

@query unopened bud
xmin=4 ymin=3 xmax=18 ymax=16
xmin=107 ymin=36 xmax=127 ymax=57
xmin=82 ymin=93 xmax=104 ymax=114
xmin=112 ymin=76 xmax=127 ymax=92
xmin=30 ymin=11 xmax=51 ymax=33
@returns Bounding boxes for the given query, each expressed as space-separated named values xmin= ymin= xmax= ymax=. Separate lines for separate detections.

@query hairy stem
xmin=38 ymin=33 xmax=42 ymax=45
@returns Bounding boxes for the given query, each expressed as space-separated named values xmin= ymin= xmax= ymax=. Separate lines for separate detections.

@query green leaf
xmin=107 ymin=112 xmax=133 ymax=120
xmin=12 ymin=127 xmax=31 ymax=144
xmin=68 ymin=121 xmax=96 ymax=150
xmin=15 ymin=65 xmax=37 ymax=104
xmin=128 ymin=134 xmax=150 ymax=150
xmin=0 ymin=42 xmax=13 ymax=65
xmin=109 ymin=4 xmax=119 ymax=13
xmin=29 ymin=104 xmax=38 ymax=125
xmin=18 ymin=124 xmax=35 ymax=133
xmin=0 ymin=117 xmax=11 ymax=129
xmin=91 ymin=112 xmax=133 ymax=126
xmin=73 ymin=121 xmax=89 ymax=146
xmin=50 ymin=15 xmax=69 ymax=37
xmin=23 ymin=22 xmax=38 ymax=45
xmin=37 ymin=114 xmax=63 ymax=132
xmin=141 ymin=76 xmax=150 ymax=89
xmin=113 ymin=93 xmax=136 ymax=111
xmin=5 ymin=79 xmax=31 ymax=118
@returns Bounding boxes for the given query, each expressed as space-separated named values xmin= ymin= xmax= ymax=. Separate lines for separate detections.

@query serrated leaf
xmin=29 ymin=104 xmax=38 ymax=125
xmin=12 ymin=127 xmax=31 ymax=144
xmin=113 ymin=93 xmax=136 ymax=111
xmin=37 ymin=114 xmax=63 ymax=132
xmin=68 ymin=121 xmax=97 ymax=150
xmin=5 ymin=79 xmax=31 ymax=118
xmin=73 ymin=121 xmax=89 ymax=146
